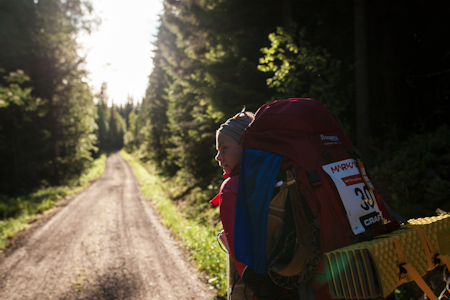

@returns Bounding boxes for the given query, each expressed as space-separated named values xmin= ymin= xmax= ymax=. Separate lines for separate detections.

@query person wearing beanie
xmin=215 ymin=110 xmax=254 ymax=176
xmin=214 ymin=110 xmax=288 ymax=300
xmin=214 ymin=109 xmax=254 ymax=300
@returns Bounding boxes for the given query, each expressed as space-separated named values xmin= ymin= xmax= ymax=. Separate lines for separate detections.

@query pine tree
xmin=94 ymin=82 xmax=110 ymax=152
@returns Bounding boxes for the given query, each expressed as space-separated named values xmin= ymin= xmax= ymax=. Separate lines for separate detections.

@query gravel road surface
xmin=0 ymin=154 xmax=216 ymax=300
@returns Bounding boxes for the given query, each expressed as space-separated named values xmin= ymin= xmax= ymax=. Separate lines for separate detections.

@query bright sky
xmin=78 ymin=0 xmax=163 ymax=106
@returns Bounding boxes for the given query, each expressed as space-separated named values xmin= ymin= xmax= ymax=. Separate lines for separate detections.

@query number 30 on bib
xmin=323 ymin=159 xmax=384 ymax=235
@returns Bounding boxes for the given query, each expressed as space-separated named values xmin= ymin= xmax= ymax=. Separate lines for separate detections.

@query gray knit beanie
xmin=217 ymin=109 xmax=254 ymax=143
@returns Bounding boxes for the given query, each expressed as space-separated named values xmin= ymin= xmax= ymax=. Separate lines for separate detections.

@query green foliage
xmin=0 ymin=69 xmax=49 ymax=193
xmin=372 ymin=125 xmax=450 ymax=219
xmin=258 ymin=26 xmax=352 ymax=120
xmin=107 ymin=106 xmax=126 ymax=150
xmin=138 ymin=52 xmax=174 ymax=173
xmin=94 ymin=82 xmax=111 ymax=152
xmin=394 ymin=283 xmax=421 ymax=300
xmin=137 ymin=0 xmax=281 ymax=189
xmin=123 ymin=131 xmax=134 ymax=152
xmin=0 ymin=154 xmax=106 ymax=248
xmin=93 ymin=82 xmax=137 ymax=153
xmin=120 ymin=150 xmax=227 ymax=295
xmin=123 ymin=110 xmax=138 ymax=152
xmin=0 ymin=0 xmax=98 ymax=194
xmin=179 ymin=186 xmax=221 ymax=226
xmin=0 ymin=70 xmax=45 ymax=111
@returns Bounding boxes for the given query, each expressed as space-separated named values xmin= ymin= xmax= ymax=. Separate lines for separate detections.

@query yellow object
xmin=324 ymin=215 xmax=450 ymax=299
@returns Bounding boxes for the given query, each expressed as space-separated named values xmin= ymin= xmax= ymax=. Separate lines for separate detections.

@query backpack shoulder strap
xmin=286 ymin=169 xmax=312 ymax=247
xmin=269 ymin=169 xmax=320 ymax=279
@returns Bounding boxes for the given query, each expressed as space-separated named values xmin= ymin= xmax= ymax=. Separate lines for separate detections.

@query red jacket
xmin=219 ymin=168 xmax=248 ymax=276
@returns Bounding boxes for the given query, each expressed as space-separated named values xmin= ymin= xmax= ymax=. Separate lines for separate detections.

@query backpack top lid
xmin=247 ymin=98 xmax=340 ymax=134
xmin=243 ymin=98 xmax=352 ymax=171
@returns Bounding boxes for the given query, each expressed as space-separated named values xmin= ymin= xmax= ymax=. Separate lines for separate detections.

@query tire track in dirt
xmin=0 ymin=154 xmax=216 ymax=300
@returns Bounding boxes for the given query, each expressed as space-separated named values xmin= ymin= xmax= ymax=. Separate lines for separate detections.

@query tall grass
xmin=120 ymin=150 xmax=227 ymax=296
xmin=0 ymin=154 xmax=107 ymax=249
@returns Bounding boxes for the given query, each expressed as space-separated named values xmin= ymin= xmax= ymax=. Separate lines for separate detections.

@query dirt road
xmin=0 ymin=154 xmax=216 ymax=300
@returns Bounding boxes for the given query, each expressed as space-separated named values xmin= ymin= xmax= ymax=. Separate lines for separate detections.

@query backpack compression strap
xmin=286 ymin=170 xmax=313 ymax=250
xmin=391 ymin=227 xmax=450 ymax=300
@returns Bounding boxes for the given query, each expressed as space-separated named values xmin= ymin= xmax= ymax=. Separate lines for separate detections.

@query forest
xmin=1 ymin=0 xmax=450 ymax=248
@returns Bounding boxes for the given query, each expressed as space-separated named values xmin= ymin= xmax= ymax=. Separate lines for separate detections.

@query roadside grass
xmin=120 ymin=150 xmax=227 ymax=296
xmin=0 ymin=154 xmax=107 ymax=249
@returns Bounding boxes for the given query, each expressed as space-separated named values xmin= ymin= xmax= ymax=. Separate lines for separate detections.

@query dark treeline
xmin=0 ymin=0 xmax=98 ymax=195
xmin=94 ymin=82 xmax=140 ymax=153
xmin=129 ymin=0 xmax=450 ymax=218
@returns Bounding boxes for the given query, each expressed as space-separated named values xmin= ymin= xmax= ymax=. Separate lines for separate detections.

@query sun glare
xmin=78 ymin=0 xmax=163 ymax=105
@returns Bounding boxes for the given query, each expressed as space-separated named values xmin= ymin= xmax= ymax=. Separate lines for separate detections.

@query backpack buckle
xmin=308 ymin=171 xmax=322 ymax=188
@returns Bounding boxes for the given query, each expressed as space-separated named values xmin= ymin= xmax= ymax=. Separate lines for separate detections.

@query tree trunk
xmin=354 ymin=0 xmax=370 ymax=160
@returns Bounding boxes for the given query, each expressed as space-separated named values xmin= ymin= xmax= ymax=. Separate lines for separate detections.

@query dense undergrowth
xmin=119 ymin=150 xmax=227 ymax=296
xmin=0 ymin=154 xmax=107 ymax=249
xmin=371 ymin=124 xmax=450 ymax=219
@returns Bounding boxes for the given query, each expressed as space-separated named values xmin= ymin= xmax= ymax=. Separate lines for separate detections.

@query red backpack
xmin=241 ymin=98 xmax=397 ymax=297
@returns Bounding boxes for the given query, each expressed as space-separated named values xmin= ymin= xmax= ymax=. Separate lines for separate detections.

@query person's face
xmin=215 ymin=131 xmax=243 ymax=176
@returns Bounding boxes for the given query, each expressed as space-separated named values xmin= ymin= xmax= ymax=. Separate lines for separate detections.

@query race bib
xmin=322 ymin=159 xmax=383 ymax=235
